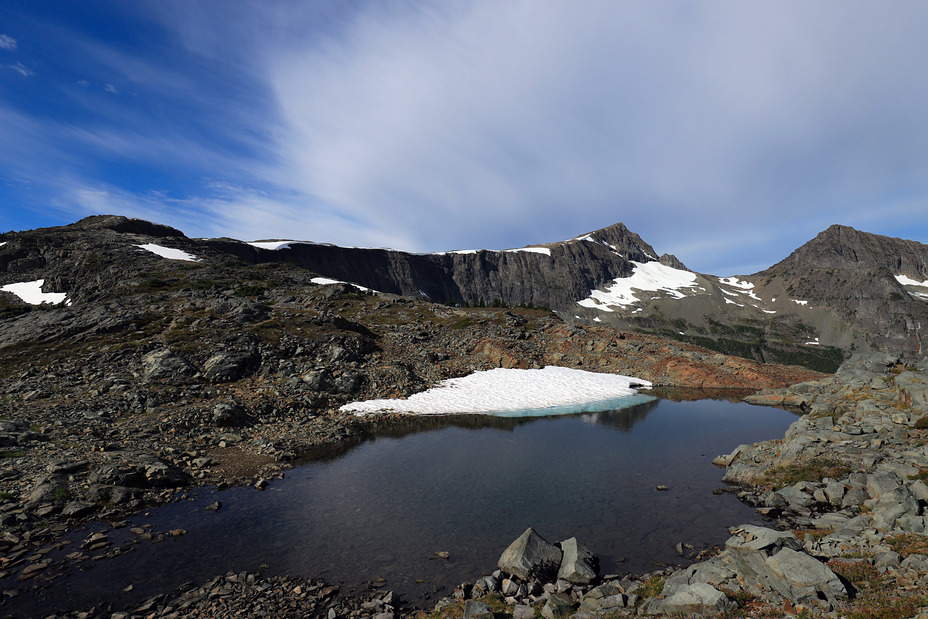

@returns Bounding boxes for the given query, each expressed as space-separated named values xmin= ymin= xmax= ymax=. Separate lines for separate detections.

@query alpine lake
xmin=8 ymin=391 xmax=799 ymax=614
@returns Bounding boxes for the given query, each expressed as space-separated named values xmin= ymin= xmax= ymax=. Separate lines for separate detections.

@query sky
xmin=2 ymin=1 xmax=928 ymax=276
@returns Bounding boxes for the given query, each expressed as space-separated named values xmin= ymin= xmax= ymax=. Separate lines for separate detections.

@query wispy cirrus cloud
xmin=4 ymin=1 xmax=928 ymax=275
xmin=0 ymin=34 xmax=16 ymax=51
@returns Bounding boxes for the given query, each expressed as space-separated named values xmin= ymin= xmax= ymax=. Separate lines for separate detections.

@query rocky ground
xmin=0 ymin=245 xmax=826 ymax=618
xmin=4 ymin=282 xmax=928 ymax=617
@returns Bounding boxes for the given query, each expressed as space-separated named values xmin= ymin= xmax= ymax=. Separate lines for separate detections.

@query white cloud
xmin=8 ymin=62 xmax=33 ymax=77
xmin=0 ymin=35 xmax=16 ymax=51
xmin=6 ymin=2 xmax=928 ymax=275
xmin=256 ymin=0 xmax=928 ymax=266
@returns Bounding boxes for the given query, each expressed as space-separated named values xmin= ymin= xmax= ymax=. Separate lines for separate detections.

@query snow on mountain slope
xmin=577 ymin=261 xmax=706 ymax=311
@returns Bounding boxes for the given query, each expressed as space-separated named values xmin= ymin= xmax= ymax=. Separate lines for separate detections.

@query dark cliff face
xmin=206 ymin=222 xmax=658 ymax=309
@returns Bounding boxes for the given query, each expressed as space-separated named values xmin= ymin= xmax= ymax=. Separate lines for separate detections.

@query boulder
xmin=498 ymin=527 xmax=563 ymax=582
xmin=203 ymin=351 xmax=256 ymax=382
xmin=650 ymin=583 xmax=734 ymax=616
xmin=578 ymin=584 xmax=626 ymax=613
xmin=725 ymin=525 xmax=802 ymax=589
xmin=541 ymin=593 xmax=572 ymax=619
xmin=141 ymin=349 xmax=196 ymax=384
xmin=763 ymin=548 xmax=847 ymax=604
xmin=462 ymin=600 xmax=493 ymax=619
xmin=557 ymin=537 xmax=599 ymax=584
xmin=866 ymin=472 xmax=902 ymax=501
xmin=212 ymin=403 xmax=253 ymax=428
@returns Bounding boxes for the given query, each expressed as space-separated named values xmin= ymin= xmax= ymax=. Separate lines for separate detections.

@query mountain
xmin=206 ymin=221 xmax=674 ymax=309
xmin=2 ymin=215 xmax=927 ymax=372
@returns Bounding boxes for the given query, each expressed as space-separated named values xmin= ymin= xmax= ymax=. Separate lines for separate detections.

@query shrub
xmin=886 ymin=533 xmax=928 ymax=558
xmin=913 ymin=416 xmax=928 ymax=430
xmin=759 ymin=458 xmax=853 ymax=489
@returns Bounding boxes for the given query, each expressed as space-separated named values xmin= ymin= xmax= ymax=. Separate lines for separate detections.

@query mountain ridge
xmin=2 ymin=215 xmax=928 ymax=370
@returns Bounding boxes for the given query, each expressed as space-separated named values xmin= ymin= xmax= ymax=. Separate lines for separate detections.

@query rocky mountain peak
xmin=72 ymin=215 xmax=186 ymax=238
xmin=768 ymin=224 xmax=928 ymax=279
xmin=571 ymin=222 xmax=661 ymax=264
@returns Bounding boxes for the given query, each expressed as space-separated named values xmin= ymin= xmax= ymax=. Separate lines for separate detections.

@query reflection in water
xmin=4 ymin=397 xmax=797 ymax=616
xmin=575 ymin=399 xmax=660 ymax=432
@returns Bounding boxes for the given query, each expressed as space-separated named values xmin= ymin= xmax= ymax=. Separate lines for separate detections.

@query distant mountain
xmin=2 ymin=215 xmax=927 ymax=371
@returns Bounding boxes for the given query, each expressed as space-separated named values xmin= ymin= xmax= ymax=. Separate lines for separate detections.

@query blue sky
xmin=2 ymin=1 xmax=928 ymax=276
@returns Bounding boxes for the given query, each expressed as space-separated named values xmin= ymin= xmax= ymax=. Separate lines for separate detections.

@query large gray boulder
xmin=725 ymin=525 xmax=847 ymax=606
xmin=725 ymin=525 xmax=802 ymax=583
xmin=764 ymin=548 xmax=847 ymax=604
xmin=498 ymin=527 xmax=563 ymax=582
xmin=557 ymin=537 xmax=599 ymax=584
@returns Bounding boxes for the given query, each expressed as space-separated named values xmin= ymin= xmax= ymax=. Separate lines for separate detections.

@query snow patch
xmin=573 ymin=234 xmax=596 ymax=242
xmin=577 ymin=261 xmax=703 ymax=311
xmin=248 ymin=241 xmax=301 ymax=250
xmin=341 ymin=366 xmax=652 ymax=417
xmin=311 ymin=277 xmax=377 ymax=293
xmin=137 ymin=244 xmax=199 ymax=262
xmin=895 ymin=274 xmax=928 ymax=287
xmin=505 ymin=247 xmax=551 ymax=256
xmin=718 ymin=277 xmax=754 ymax=290
xmin=761 ymin=309 xmax=777 ymax=314
xmin=1 ymin=279 xmax=68 ymax=305
xmin=792 ymin=299 xmax=809 ymax=306
xmin=723 ymin=298 xmax=745 ymax=307
xmin=0 ymin=242 xmax=6 ymax=247
xmin=805 ymin=338 xmax=820 ymax=346
xmin=593 ymin=316 xmax=601 ymax=322
xmin=895 ymin=274 xmax=928 ymax=300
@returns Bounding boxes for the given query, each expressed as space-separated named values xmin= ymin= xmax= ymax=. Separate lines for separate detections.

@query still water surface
xmin=10 ymin=396 xmax=797 ymax=614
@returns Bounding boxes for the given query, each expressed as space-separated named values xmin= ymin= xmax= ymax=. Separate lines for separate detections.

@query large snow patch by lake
xmin=341 ymin=366 xmax=653 ymax=417
xmin=1 ymin=279 xmax=68 ymax=305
